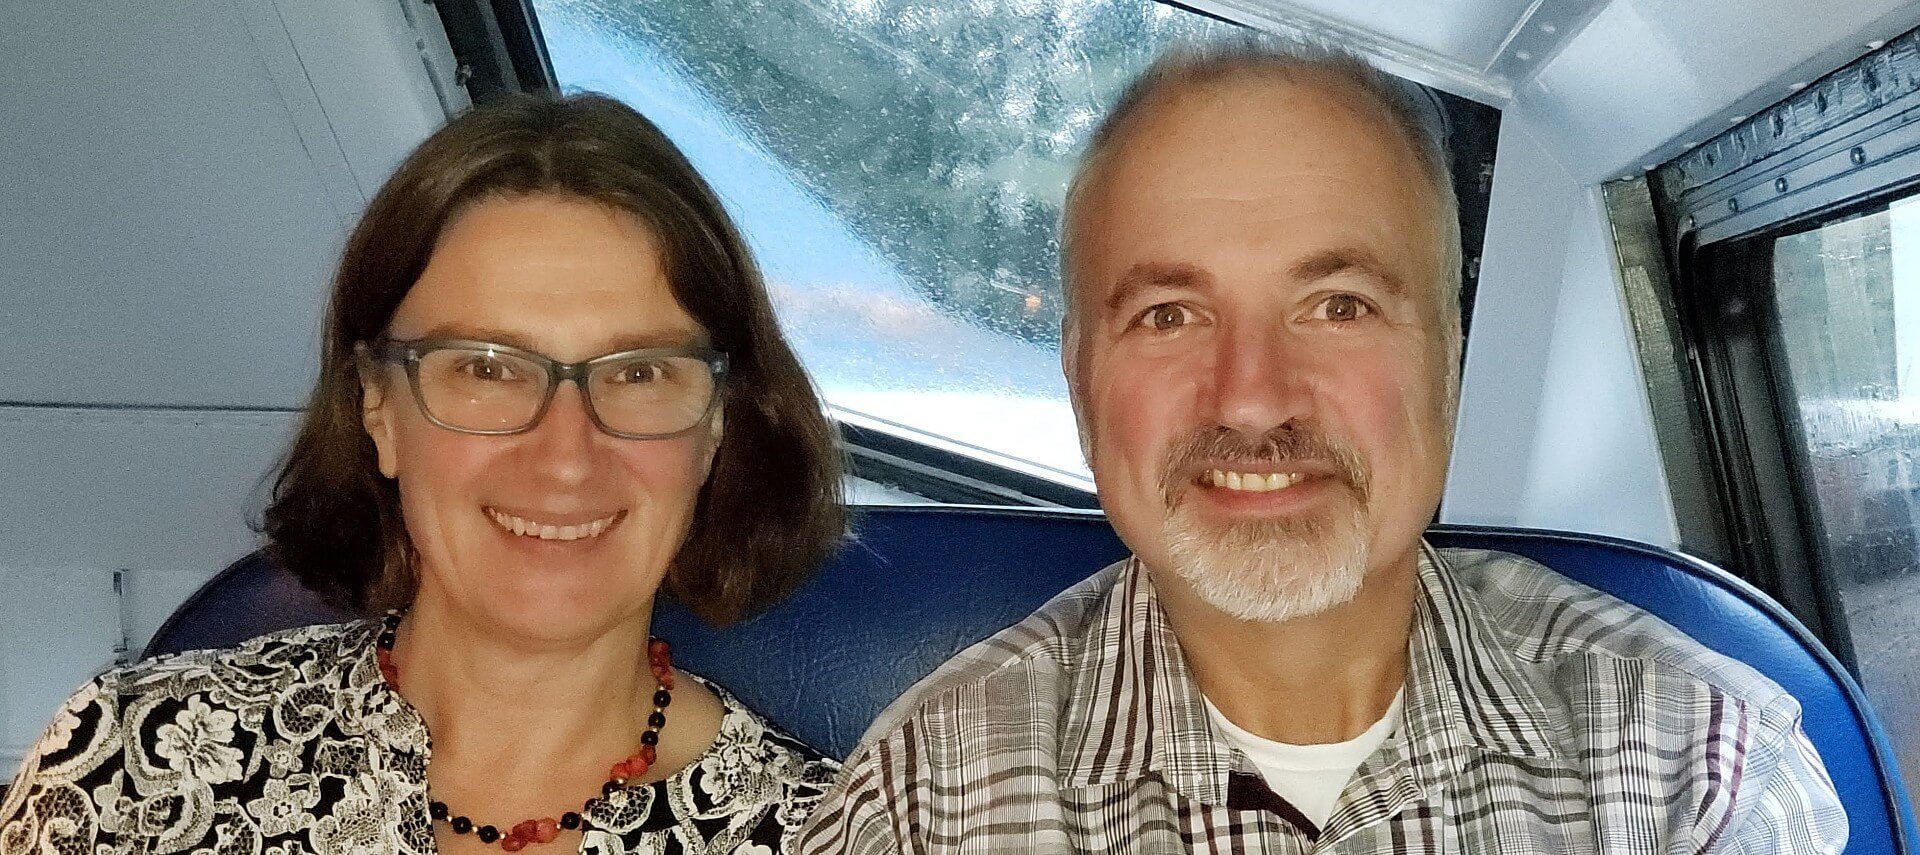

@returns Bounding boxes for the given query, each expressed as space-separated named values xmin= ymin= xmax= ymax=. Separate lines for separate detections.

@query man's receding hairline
xmin=1062 ymin=67 xmax=1436 ymax=255
xmin=1060 ymin=42 xmax=1463 ymax=350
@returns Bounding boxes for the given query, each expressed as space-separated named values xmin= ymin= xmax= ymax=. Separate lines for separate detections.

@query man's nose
xmin=1208 ymin=321 xmax=1312 ymax=435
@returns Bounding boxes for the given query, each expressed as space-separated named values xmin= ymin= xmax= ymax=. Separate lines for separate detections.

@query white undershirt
xmin=1202 ymin=688 xmax=1405 ymax=830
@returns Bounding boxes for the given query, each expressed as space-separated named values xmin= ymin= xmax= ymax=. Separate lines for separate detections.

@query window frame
xmin=1653 ymin=26 xmax=1920 ymax=669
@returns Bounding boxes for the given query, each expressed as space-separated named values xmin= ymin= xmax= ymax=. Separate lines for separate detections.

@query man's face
xmin=1067 ymin=75 xmax=1456 ymax=623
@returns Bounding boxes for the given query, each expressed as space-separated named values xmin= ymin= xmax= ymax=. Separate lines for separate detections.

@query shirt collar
xmin=1400 ymin=542 xmax=1564 ymax=789
xmin=1057 ymin=542 xmax=1563 ymax=804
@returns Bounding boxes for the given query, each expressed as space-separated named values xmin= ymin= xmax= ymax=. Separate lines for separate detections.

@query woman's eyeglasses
xmin=358 ymin=338 xmax=729 ymax=440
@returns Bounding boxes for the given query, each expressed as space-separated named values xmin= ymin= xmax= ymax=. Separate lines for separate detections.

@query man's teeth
xmin=486 ymin=508 xmax=618 ymax=541
xmin=1206 ymin=469 xmax=1308 ymax=492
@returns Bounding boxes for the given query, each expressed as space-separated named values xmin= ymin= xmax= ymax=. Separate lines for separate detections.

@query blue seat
xmin=148 ymin=505 xmax=1913 ymax=853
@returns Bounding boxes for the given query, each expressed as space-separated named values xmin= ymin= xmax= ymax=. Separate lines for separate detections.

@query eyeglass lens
xmin=413 ymin=347 xmax=716 ymax=436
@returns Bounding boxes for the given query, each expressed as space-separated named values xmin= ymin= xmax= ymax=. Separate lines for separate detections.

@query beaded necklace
xmin=376 ymin=610 xmax=676 ymax=850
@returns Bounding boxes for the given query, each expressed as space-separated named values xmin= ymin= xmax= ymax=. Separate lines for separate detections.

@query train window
xmin=525 ymin=0 xmax=1256 ymax=493
xmin=1683 ymin=184 xmax=1920 ymax=786
xmin=1653 ymin=28 xmax=1920 ymax=786
xmin=517 ymin=1 xmax=1499 ymax=505
xmin=1757 ymin=190 xmax=1920 ymax=779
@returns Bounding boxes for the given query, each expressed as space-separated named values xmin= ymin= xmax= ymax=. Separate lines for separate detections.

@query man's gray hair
xmin=1059 ymin=39 xmax=1465 ymax=381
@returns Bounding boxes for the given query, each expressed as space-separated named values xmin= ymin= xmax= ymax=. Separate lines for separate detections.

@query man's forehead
xmin=1104 ymin=78 xmax=1425 ymax=196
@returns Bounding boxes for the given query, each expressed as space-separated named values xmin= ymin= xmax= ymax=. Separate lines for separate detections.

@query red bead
xmin=500 ymin=835 xmax=527 ymax=852
xmin=512 ymin=820 xmax=540 ymax=840
xmin=531 ymin=818 xmax=559 ymax=843
xmin=648 ymin=639 xmax=670 ymax=658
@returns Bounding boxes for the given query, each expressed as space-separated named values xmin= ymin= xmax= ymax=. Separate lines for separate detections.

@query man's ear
xmin=355 ymin=346 xmax=400 ymax=479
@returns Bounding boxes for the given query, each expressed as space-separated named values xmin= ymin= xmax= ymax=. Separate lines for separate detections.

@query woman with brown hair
xmin=0 ymin=93 xmax=845 ymax=854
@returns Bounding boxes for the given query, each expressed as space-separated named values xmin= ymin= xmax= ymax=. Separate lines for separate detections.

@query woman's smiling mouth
xmin=484 ymin=507 xmax=626 ymax=541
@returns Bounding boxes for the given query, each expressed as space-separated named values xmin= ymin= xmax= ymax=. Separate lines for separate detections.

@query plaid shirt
xmin=799 ymin=544 xmax=1847 ymax=853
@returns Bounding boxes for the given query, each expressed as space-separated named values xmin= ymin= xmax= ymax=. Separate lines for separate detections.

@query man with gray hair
xmin=800 ymin=41 xmax=1845 ymax=853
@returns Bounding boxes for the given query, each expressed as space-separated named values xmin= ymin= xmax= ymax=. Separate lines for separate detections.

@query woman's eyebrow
xmin=407 ymin=325 xmax=708 ymax=354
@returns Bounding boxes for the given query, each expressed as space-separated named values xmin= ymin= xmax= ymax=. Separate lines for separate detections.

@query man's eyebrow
xmin=1102 ymin=262 xmax=1210 ymax=313
xmin=1288 ymin=248 xmax=1405 ymax=296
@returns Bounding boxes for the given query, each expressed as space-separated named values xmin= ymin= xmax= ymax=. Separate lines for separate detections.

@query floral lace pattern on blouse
xmin=0 ymin=621 xmax=840 ymax=854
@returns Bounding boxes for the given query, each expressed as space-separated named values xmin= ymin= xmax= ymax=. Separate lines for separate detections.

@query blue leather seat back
xmin=1425 ymin=525 xmax=1915 ymax=855
xmin=147 ymin=505 xmax=1912 ymax=853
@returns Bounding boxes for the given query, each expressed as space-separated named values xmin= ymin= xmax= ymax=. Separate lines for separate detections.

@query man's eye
xmin=1316 ymin=294 xmax=1372 ymax=323
xmin=1136 ymin=303 xmax=1192 ymax=331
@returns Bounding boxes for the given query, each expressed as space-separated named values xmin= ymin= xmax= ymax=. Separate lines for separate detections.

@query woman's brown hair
xmin=263 ymin=92 xmax=844 ymax=625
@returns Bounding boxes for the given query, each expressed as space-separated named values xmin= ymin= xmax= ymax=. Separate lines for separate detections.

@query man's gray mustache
xmin=1159 ymin=424 xmax=1370 ymax=506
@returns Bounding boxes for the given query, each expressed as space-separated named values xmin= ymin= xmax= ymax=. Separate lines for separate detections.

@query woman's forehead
xmin=390 ymin=194 xmax=707 ymax=356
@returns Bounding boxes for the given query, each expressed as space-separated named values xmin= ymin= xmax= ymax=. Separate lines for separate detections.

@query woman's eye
xmin=1136 ymin=303 xmax=1192 ymax=332
xmin=615 ymin=361 xmax=664 ymax=384
xmin=461 ymin=357 xmax=513 ymax=381
xmin=1316 ymin=294 xmax=1372 ymax=323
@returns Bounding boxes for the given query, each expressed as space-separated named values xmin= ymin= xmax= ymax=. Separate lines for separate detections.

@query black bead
xmin=450 ymin=816 xmax=473 ymax=835
xmin=653 ymin=690 xmax=672 ymax=708
xmin=647 ymin=711 xmax=666 ymax=728
xmin=603 ymin=780 xmax=623 ymax=796
xmin=428 ymin=801 xmax=448 ymax=821
xmin=376 ymin=633 xmax=396 ymax=650
xmin=560 ymin=812 xmax=582 ymax=830
xmin=476 ymin=826 xmax=500 ymax=844
xmin=640 ymin=731 xmax=659 ymax=746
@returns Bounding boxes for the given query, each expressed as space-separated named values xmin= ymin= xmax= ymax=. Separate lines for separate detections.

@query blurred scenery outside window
xmin=1769 ymin=191 xmax=1920 ymax=783
xmin=530 ymin=0 xmax=1497 ymax=488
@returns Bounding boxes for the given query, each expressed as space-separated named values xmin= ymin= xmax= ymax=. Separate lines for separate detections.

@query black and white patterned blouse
xmin=0 ymin=620 xmax=840 ymax=854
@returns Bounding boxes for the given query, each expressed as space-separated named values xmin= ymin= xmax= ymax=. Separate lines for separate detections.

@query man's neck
xmin=1155 ymin=550 xmax=1420 ymax=746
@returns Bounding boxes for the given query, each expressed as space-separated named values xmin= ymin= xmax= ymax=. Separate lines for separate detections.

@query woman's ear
xmin=699 ymin=406 xmax=725 ymax=478
xmin=355 ymin=346 xmax=400 ymax=479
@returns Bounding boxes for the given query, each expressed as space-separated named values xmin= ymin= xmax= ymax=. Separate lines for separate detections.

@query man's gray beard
xmin=1162 ymin=499 xmax=1370 ymax=623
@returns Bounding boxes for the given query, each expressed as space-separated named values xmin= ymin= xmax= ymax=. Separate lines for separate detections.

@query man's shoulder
xmin=854 ymin=559 xmax=1127 ymax=746
xmin=1439 ymin=545 xmax=1798 ymax=715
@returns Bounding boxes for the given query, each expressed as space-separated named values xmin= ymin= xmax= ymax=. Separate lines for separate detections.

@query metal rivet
xmin=1516 ymin=50 xmax=1532 ymax=61
xmin=1685 ymin=216 xmax=1697 ymax=230
xmin=1775 ymin=177 xmax=1789 ymax=192
xmin=1851 ymin=146 xmax=1868 ymax=166
xmin=1817 ymin=92 xmax=1829 ymax=111
xmin=1540 ymin=22 xmax=1558 ymax=33
xmin=1728 ymin=198 xmax=1741 ymax=213
xmin=1868 ymin=40 xmax=1886 ymax=50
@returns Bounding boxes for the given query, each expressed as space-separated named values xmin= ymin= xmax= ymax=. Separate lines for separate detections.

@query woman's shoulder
xmin=103 ymin=619 xmax=378 ymax=696
xmin=693 ymin=674 xmax=840 ymax=775
xmin=650 ymin=674 xmax=839 ymax=844
xmin=13 ymin=620 xmax=382 ymax=789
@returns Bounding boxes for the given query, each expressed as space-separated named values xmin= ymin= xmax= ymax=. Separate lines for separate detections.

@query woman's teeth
xmin=1206 ymin=469 xmax=1308 ymax=492
xmin=485 ymin=508 xmax=619 ymax=541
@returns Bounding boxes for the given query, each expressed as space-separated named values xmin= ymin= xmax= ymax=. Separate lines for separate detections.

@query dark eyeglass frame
xmin=357 ymin=337 xmax=731 ymax=440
